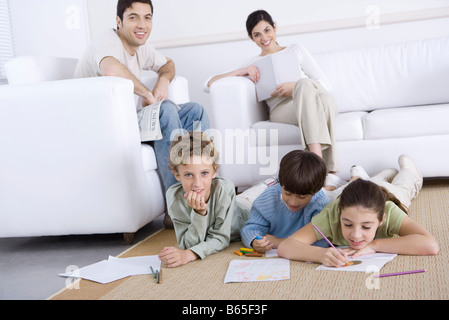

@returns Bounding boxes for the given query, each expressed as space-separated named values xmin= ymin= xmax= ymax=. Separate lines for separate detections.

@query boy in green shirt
xmin=158 ymin=132 xmax=248 ymax=267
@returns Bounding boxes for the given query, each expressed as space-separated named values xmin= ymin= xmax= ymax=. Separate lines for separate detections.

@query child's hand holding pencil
xmin=251 ymin=235 xmax=273 ymax=253
xmin=313 ymin=224 xmax=350 ymax=268
xmin=319 ymin=247 xmax=351 ymax=268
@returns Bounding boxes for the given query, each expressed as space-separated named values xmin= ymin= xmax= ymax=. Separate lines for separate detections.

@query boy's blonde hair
xmin=169 ymin=131 xmax=219 ymax=172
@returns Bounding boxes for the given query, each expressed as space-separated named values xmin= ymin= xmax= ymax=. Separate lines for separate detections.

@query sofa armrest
xmin=208 ymin=77 xmax=268 ymax=132
xmin=141 ymin=71 xmax=190 ymax=105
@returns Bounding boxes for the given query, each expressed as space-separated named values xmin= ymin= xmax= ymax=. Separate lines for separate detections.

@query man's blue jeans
xmin=154 ymin=100 xmax=210 ymax=192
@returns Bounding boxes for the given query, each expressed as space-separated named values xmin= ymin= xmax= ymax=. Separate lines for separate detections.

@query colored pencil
xmin=150 ymin=266 xmax=156 ymax=278
xmin=312 ymin=224 xmax=345 ymax=257
xmin=374 ymin=269 xmax=427 ymax=278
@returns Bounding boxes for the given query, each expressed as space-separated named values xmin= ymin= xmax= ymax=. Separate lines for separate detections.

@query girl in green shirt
xmin=278 ymin=179 xmax=439 ymax=267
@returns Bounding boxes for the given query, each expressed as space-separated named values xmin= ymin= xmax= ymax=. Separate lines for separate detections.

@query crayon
xmin=244 ymin=252 xmax=263 ymax=257
xmin=255 ymin=235 xmax=263 ymax=240
xmin=234 ymin=250 xmax=243 ymax=256
xmin=240 ymin=247 xmax=254 ymax=253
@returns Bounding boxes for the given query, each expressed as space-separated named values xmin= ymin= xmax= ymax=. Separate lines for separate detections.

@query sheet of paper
xmin=108 ymin=255 xmax=161 ymax=276
xmin=224 ymin=258 xmax=290 ymax=283
xmin=252 ymin=56 xmax=277 ymax=101
xmin=265 ymin=249 xmax=279 ymax=258
xmin=59 ymin=255 xmax=161 ymax=284
xmin=252 ymin=52 xmax=301 ymax=101
xmin=315 ymin=253 xmax=397 ymax=272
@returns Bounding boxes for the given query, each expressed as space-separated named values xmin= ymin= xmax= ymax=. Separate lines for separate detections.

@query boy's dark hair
xmin=117 ymin=0 xmax=153 ymax=29
xmin=278 ymin=150 xmax=327 ymax=195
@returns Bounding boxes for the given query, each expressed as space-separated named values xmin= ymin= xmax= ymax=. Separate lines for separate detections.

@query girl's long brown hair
xmin=338 ymin=179 xmax=408 ymax=220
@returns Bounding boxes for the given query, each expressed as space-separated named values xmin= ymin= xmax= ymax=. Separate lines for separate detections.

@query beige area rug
xmin=50 ymin=183 xmax=449 ymax=300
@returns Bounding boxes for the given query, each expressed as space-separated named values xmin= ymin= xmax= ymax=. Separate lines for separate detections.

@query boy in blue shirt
xmin=240 ymin=150 xmax=329 ymax=251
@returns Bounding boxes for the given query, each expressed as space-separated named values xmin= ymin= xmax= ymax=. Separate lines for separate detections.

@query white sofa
xmin=205 ymin=36 xmax=449 ymax=187
xmin=0 ymin=56 xmax=189 ymax=243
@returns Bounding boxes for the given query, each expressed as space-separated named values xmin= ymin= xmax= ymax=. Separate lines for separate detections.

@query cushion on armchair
xmin=5 ymin=55 xmax=78 ymax=85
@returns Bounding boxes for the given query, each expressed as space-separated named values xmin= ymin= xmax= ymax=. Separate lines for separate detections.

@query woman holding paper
xmin=207 ymin=10 xmax=343 ymax=188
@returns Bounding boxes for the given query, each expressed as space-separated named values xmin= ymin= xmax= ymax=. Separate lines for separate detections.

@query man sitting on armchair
xmin=74 ymin=0 xmax=210 ymax=227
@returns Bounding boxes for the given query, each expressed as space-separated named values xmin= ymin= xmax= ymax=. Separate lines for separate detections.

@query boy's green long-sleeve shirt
xmin=166 ymin=177 xmax=238 ymax=260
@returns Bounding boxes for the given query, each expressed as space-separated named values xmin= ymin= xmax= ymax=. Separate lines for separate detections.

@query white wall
xmin=87 ymin=0 xmax=449 ymax=45
xmin=10 ymin=0 xmax=90 ymax=58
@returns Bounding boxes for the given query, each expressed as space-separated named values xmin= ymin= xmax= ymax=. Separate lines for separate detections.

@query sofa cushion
xmin=141 ymin=144 xmax=158 ymax=172
xmin=250 ymin=111 xmax=366 ymax=146
xmin=250 ymin=121 xmax=302 ymax=146
xmin=5 ymin=55 xmax=78 ymax=85
xmin=364 ymin=103 xmax=449 ymax=140
xmin=315 ymin=37 xmax=449 ymax=113
xmin=335 ymin=111 xmax=367 ymax=142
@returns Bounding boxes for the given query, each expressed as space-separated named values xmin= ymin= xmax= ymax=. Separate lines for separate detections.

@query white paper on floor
xmin=59 ymin=255 xmax=161 ymax=284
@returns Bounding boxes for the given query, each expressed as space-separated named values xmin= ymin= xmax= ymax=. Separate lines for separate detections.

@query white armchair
xmin=206 ymin=77 xmax=272 ymax=187
xmin=0 ymin=56 xmax=190 ymax=243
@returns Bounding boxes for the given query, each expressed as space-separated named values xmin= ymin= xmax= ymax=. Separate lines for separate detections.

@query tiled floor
xmin=0 ymin=215 xmax=164 ymax=300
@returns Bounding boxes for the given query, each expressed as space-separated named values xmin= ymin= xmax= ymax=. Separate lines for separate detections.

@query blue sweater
xmin=240 ymin=184 xmax=329 ymax=248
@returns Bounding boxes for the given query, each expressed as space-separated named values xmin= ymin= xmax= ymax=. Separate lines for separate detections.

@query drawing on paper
xmin=224 ymin=259 xmax=290 ymax=283
xmin=315 ymin=253 xmax=397 ymax=272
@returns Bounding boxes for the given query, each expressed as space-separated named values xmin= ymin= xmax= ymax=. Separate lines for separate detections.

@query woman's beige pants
xmin=270 ymin=78 xmax=339 ymax=172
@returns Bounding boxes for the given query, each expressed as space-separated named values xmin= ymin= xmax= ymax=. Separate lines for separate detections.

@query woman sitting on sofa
xmin=207 ymin=10 xmax=344 ymax=188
